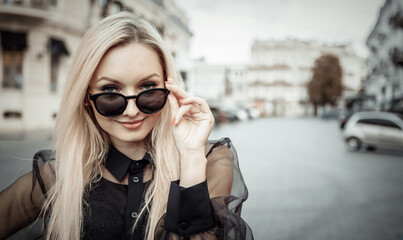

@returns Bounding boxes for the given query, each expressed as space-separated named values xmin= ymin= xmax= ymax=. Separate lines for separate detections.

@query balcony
xmin=0 ymin=0 xmax=56 ymax=21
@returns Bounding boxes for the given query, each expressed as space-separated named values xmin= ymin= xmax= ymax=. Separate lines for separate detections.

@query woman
xmin=0 ymin=12 xmax=253 ymax=240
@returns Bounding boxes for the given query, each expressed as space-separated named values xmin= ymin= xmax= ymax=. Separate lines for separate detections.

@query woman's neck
xmin=110 ymin=139 xmax=147 ymax=160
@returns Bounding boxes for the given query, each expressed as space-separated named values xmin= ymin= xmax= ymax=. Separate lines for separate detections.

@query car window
xmin=356 ymin=118 xmax=402 ymax=129
xmin=357 ymin=119 xmax=370 ymax=124
xmin=357 ymin=118 xmax=380 ymax=126
xmin=378 ymin=119 xmax=402 ymax=130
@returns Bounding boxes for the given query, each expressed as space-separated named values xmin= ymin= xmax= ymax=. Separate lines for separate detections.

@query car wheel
xmin=347 ymin=137 xmax=361 ymax=152
xmin=366 ymin=145 xmax=376 ymax=151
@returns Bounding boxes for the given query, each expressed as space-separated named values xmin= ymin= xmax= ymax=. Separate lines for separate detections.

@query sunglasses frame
xmin=89 ymin=88 xmax=170 ymax=117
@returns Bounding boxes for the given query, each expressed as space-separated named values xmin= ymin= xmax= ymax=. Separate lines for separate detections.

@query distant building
xmin=364 ymin=0 xmax=403 ymax=113
xmin=186 ymin=60 xmax=248 ymax=110
xmin=248 ymin=39 xmax=366 ymax=117
xmin=0 ymin=0 xmax=191 ymax=132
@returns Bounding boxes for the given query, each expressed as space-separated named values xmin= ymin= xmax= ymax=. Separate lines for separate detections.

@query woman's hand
xmin=165 ymin=77 xmax=215 ymax=187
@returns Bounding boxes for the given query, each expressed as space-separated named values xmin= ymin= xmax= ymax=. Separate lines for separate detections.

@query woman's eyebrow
xmin=96 ymin=73 xmax=161 ymax=84
xmin=95 ymin=76 xmax=122 ymax=84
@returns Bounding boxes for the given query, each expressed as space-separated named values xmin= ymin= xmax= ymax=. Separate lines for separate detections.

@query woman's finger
xmin=165 ymin=82 xmax=189 ymax=101
xmin=173 ymin=104 xmax=193 ymax=126
xmin=167 ymin=93 xmax=179 ymax=118
xmin=181 ymin=96 xmax=211 ymax=114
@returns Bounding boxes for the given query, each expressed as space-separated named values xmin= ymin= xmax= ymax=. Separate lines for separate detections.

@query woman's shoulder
xmin=32 ymin=149 xmax=56 ymax=197
xmin=33 ymin=149 xmax=55 ymax=163
xmin=205 ymin=137 xmax=233 ymax=157
xmin=204 ymin=137 xmax=248 ymax=200
xmin=205 ymin=138 xmax=236 ymax=197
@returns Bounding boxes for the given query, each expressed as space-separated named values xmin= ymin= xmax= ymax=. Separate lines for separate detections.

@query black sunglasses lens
xmin=95 ymin=94 xmax=126 ymax=117
xmin=137 ymin=89 xmax=168 ymax=114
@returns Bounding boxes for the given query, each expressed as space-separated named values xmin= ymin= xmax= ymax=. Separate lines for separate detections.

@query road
xmin=211 ymin=117 xmax=403 ymax=240
xmin=1 ymin=117 xmax=403 ymax=240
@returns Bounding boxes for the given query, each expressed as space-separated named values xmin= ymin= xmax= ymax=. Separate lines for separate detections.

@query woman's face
xmin=88 ymin=43 xmax=165 ymax=146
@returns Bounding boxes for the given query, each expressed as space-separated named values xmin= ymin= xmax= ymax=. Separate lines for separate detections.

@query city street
xmin=1 ymin=117 xmax=403 ymax=240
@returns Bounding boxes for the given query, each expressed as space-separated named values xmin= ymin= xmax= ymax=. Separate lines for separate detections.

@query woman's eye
xmin=141 ymin=82 xmax=157 ymax=90
xmin=100 ymin=85 xmax=119 ymax=92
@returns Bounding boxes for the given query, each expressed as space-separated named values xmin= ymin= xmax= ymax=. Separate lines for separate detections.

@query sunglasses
xmin=89 ymin=88 xmax=170 ymax=117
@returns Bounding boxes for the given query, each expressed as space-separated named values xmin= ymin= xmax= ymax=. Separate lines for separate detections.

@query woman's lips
xmin=117 ymin=119 xmax=145 ymax=129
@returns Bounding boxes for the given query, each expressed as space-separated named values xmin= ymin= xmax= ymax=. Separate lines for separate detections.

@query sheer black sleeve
xmin=0 ymin=150 xmax=55 ymax=239
xmin=155 ymin=138 xmax=254 ymax=240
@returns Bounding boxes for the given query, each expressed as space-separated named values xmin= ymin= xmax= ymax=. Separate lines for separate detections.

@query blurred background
xmin=1 ymin=0 xmax=403 ymax=239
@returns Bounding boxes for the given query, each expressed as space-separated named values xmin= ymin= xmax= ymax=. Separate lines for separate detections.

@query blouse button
xmin=132 ymin=176 xmax=140 ymax=183
xmin=179 ymin=221 xmax=189 ymax=230
xmin=131 ymin=211 xmax=138 ymax=219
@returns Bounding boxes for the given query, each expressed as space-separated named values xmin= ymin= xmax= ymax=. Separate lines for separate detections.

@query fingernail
xmin=171 ymin=117 xmax=176 ymax=126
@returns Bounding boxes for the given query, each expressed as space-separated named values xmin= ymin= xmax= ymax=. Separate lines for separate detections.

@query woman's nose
xmin=122 ymin=99 xmax=140 ymax=116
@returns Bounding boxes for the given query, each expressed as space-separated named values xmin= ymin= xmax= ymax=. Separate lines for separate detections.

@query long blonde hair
xmin=43 ymin=12 xmax=181 ymax=239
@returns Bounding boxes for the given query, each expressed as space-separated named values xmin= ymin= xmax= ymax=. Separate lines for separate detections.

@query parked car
xmin=339 ymin=111 xmax=354 ymax=129
xmin=246 ymin=108 xmax=260 ymax=119
xmin=210 ymin=107 xmax=226 ymax=125
xmin=343 ymin=111 xmax=403 ymax=151
xmin=221 ymin=109 xmax=239 ymax=122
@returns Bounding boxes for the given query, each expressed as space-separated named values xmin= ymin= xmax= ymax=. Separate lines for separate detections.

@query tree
xmin=307 ymin=54 xmax=343 ymax=116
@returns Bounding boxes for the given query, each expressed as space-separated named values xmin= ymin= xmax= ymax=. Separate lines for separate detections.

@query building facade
xmin=0 ymin=0 xmax=191 ymax=132
xmin=248 ymin=39 xmax=366 ymax=117
xmin=364 ymin=0 xmax=403 ymax=113
xmin=186 ymin=60 xmax=248 ymax=110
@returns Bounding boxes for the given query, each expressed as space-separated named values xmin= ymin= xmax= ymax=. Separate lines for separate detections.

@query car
xmin=245 ymin=108 xmax=260 ymax=119
xmin=343 ymin=111 xmax=403 ymax=151
xmin=221 ymin=109 xmax=239 ymax=122
xmin=339 ymin=111 xmax=354 ymax=129
xmin=210 ymin=107 xmax=226 ymax=125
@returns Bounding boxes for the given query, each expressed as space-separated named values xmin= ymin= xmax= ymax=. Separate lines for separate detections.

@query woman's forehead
xmin=91 ymin=43 xmax=164 ymax=86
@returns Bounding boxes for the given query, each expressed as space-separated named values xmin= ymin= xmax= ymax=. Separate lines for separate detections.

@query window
xmin=357 ymin=118 xmax=402 ymax=130
xmin=1 ymin=31 xmax=26 ymax=89
xmin=50 ymin=53 xmax=59 ymax=92
xmin=357 ymin=118 xmax=382 ymax=126
xmin=49 ymin=38 xmax=69 ymax=92
xmin=378 ymin=119 xmax=402 ymax=130
xmin=357 ymin=119 xmax=372 ymax=125
xmin=31 ymin=0 xmax=47 ymax=8
xmin=180 ymin=71 xmax=187 ymax=81
xmin=49 ymin=0 xmax=57 ymax=6
xmin=2 ymin=50 xmax=23 ymax=89
xmin=4 ymin=0 xmax=23 ymax=5
xmin=3 ymin=111 xmax=22 ymax=119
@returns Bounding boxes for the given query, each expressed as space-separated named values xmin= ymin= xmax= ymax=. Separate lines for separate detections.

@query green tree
xmin=307 ymin=54 xmax=343 ymax=116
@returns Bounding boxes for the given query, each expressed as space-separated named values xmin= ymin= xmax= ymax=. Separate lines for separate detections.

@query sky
xmin=175 ymin=0 xmax=386 ymax=65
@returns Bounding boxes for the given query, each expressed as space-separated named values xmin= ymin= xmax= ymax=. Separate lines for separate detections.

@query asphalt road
xmin=211 ymin=117 xmax=403 ymax=240
xmin=1 ymin=117 xmax=403 ymax=240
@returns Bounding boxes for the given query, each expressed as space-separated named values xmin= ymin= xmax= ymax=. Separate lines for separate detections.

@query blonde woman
xmin=0 ymin=12 xmax=253 ymax=240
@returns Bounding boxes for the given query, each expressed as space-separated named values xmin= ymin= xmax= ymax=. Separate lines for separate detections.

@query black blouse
xmin=0 ymin=138 xmax=254 ymax=240
xmin=84 ymin=146 xmax=152 ymax=239
xmin=83 ymin=146 xmax=214 ymax=239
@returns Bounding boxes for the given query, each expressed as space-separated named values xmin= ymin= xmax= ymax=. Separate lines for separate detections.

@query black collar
xmin=105 ymin=145 xmax=152 ymax=182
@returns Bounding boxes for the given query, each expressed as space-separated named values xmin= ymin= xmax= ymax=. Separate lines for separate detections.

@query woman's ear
xmin=84 ymin=97 xmax=90 ymax=107
xmin=85 ymin=88 xmax=92 ymax=106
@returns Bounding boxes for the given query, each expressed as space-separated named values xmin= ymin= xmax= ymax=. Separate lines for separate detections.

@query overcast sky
xmin=175 ymin=0 xmax=386 ymax=65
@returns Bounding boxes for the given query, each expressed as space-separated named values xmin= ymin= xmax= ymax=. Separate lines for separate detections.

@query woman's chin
xmin=109 ymin=130 xmax=149 ymax=144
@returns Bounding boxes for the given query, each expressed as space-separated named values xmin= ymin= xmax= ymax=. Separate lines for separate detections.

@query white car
xmin=343 ymin=111 xmax=403 ymax=151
